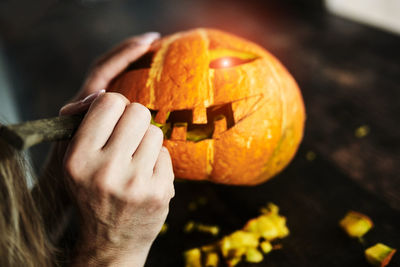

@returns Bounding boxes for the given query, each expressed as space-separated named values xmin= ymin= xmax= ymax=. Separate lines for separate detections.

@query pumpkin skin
xmin=108 ymin=28 xmax=305 ymax=185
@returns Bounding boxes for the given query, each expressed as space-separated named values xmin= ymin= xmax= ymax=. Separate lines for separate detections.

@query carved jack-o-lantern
xmin=108 ymin=28 xmax=305 ymax=185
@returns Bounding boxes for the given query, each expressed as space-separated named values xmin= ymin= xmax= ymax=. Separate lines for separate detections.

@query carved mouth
xmin=124 ymin=48 xmax=263 ymax=142
xmin=150 ymin=95 xmax=262 ymax=142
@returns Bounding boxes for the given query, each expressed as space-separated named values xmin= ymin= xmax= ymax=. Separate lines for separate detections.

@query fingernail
xmin=60 ymin=89 xmax=105 ymax=115
xmin=59 ymin=102 xmax=77 ymax=115
xmin=81 ymin=89 xmax=106 ymax=104
xmin=136 ymin=32 xmax=161 ymax=45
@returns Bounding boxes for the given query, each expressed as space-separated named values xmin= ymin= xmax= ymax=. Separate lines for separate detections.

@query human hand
xmin=35 ymin=32 xmax=161 ymax=244
xmin=61 ymin=92 xmax=175 ymax=267
xmin=75 ymin=32 xmax=160 ymax=101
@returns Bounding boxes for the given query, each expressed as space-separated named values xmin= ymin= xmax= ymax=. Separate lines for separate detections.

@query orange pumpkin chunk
xmin=365 ymin=243 xmax=396 ymax=267
xmin=339 ymin=211 xmax=373 ymax=238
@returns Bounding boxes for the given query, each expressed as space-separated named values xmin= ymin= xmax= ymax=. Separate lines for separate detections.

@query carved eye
xmin=209 ymin=57 xmax=255 ymax=69
xmin=208 ymin=49 xmax=258 ymax=69
xmin=126 ymin=51 xmax=155 ymax=70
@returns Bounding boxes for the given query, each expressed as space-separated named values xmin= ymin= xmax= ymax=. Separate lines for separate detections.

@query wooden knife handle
xmin=0 ymin=114 xmax=84 ymax=150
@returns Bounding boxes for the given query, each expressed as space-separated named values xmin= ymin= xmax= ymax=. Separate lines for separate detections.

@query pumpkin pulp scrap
xmin=365 ymin=243 xmax=396 ymax=267
xmin=183 ymin=203 xmax=289 ymax=267
xmin=339 ymin=211 xmax=373 ymax=239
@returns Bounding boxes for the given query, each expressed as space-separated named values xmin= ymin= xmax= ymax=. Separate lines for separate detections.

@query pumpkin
xmin=108 ymin=28 xmax=305 ymax=185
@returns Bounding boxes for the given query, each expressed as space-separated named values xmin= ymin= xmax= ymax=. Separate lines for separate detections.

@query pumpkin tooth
xmin=192 ymin=106 xmax=208 ymax=124
xmin=213 ymin=115 xmax=227 ymax=138
xmin=171 ymin=123 xmax=187 ymax=141
xmin=154 ymin=109 xmax=170 ymax=124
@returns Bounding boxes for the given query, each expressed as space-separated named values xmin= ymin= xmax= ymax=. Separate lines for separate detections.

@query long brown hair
xmin=0 ymin=138 xmax=54 ymax=266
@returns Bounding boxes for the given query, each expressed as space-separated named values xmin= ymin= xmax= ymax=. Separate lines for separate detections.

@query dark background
xmin=0 ymin=0 xmax=399 ymax=266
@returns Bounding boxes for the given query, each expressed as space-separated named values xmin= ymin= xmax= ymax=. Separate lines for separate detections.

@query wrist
xmin=72 ymin=243 xmax=151 ymax=267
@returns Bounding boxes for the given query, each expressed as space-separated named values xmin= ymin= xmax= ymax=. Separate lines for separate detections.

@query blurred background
xmin=0 ymin=0 xmax=399 ymax=265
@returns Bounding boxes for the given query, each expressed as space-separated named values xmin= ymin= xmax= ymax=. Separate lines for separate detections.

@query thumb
xmin=77 ymin=32 xmax=160 ymax=101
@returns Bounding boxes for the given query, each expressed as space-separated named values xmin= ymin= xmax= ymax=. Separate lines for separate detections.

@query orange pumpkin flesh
xmin=108 ymin=28 xmax=305 ymax=185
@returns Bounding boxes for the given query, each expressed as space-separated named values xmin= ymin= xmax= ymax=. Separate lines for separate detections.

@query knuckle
xmin=124 ymin=186 xmax=146 ymax=204
xmin=124 ymin=184 xmax=170 ymax=209
xmin=165 ymin=177 xmax=175 ymax=200
xmin=147 ymin=124 xmax=163 ymax=142
xmin=63 ymin=159 xmax=76 ymax=178
xmin=169 ymin=187 xmax=175 ymax=199
xmin=158 ymin=166 xmax=174 ymax=179
xmin=147 ymin=193 xmax=166 ymax=208
xmin=98 ymin=160 xmax=119 ymax=179
xmin=94 ymin=176 xmax=119 ymax=197
xmin=156 ymin=158 xmax=174 ymax=177
xmin=160 ymin=147 xmax=172 ymax=163
xmin=92 ymin=163 xmax=124 ymax=195
xmin=131 ymin=167 xmax=152 ymax=180
xmin=64 ymin=152 xmax=87 ymax=182
xmin=97 ymin=92 xmax=129 ymax=109
xmin=129 ymin=102 xmax=151 ymax=123
xmin=169 ymin=172 xmax=175 ymax=182
xmin=94 ymin=178 xmax=111 ymax=195
xmin=161 ymin=146 xmax=170 ymax=154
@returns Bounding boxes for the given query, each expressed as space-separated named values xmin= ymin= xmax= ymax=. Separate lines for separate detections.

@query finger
xmin=131 ymin=124 xmax=164 ymax=171
xmin=152 ymin=147 xmax=175 ymax=197
xmin=94 ymin=32 xmax=160 ymax=68
xmin=59 ymin=89 xmax=105 ymax=116
xmin=71 ymin=93 xmax=130 ymax=151
xmin=77 ymin=32 xmax=160 ymax=100
xmin=104 ymin=102 xmax=151 ymax=157
xmin=153 ymin=147 xmax=173 ymax=176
